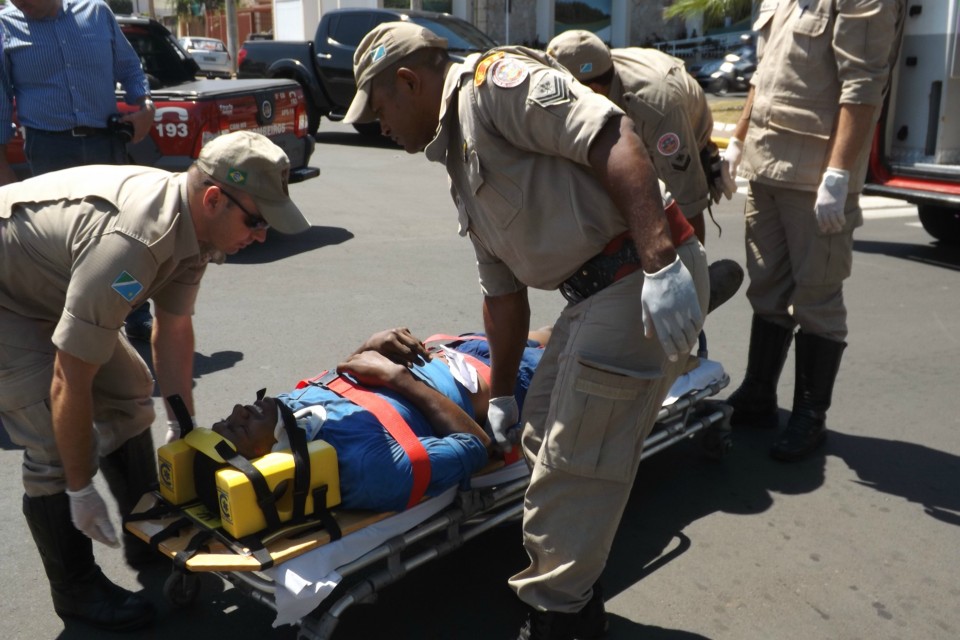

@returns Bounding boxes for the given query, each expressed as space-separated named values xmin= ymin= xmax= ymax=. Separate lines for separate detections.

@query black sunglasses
xmin=204 ymin=180 xmax=269 ymax=230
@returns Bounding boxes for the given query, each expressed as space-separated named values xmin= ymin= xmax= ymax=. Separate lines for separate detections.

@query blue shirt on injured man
xmin=275 ymin=338 xmax=543 ymax=512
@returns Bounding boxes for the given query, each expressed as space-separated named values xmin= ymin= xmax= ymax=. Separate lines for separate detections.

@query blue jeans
xmin=24 ymin=128 xmax=127 ymax=176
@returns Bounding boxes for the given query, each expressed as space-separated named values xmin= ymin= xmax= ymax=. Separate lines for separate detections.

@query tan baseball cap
xmin=196 ymin=131 xmax=309 ymax=234
xmin=344 ymin=21 xmax=448 ymax=124
xmin=546 ymin=30 xmax=613 ymax=83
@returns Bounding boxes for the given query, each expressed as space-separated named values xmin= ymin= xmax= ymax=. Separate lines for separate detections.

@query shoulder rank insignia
xmin=475 ymin=51 xmax=505 ymax=87
xmin=490 ymin=57 xmax=529 ymax=89
xmin=529 ymin=72 xmax=571 ymax=108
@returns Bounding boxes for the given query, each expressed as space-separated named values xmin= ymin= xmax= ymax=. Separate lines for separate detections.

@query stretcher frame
xmin=127 ymin=360 xmax=730 ymax=640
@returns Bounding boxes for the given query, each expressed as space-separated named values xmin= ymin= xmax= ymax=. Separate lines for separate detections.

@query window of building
xmin=555 ymin=0 xmax=611 ymax=39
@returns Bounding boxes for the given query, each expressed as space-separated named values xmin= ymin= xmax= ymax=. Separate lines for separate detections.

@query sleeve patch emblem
xmin=490 ymin=57 xmax=529 ymax=89
xmin=657 ymin=132 xmax=681 ymax=156
xmin=111 ymin=271 xmax=144 ymax=302
xmin=475 ymin=51 xmax=505 ymax=87
xmin=529 ymin=72 xmax=571 ymax=108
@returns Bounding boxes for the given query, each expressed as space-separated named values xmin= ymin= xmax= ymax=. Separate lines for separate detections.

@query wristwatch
xmin=141 ymin=96 xmax=156 ymax=111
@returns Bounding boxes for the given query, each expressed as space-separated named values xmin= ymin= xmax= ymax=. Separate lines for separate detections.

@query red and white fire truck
xmin=865 ymin=1 xmax=960 ymax=244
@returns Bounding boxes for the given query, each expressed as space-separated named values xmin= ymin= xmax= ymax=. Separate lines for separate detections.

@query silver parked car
xmin=178 ymin=36 xmax=233 ymax=78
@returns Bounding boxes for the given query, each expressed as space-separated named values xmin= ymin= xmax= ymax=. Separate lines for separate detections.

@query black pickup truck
xmin=237 ymin=8 xmax=496 ymax=135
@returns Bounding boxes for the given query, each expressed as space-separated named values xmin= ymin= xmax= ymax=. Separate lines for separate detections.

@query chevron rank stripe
xmin=529 ymin=72 xmax=571 ymax=108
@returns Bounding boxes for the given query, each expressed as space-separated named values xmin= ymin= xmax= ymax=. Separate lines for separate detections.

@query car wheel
xmin=917 ymin=204 xmax=960 ymax=245
xmin=711 ymin=77 xmax=730 ymax=96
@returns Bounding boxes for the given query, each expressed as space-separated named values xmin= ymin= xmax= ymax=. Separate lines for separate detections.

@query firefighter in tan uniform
xmin=0 ymin=131 xmax=309 ymax=631
xmin=547 ymin=29 xmax=729 ymax=244
xmin=722 ymin=0 xmax=905 ymax=461
xmin=344 ymin=22 xmax=708 ymax=640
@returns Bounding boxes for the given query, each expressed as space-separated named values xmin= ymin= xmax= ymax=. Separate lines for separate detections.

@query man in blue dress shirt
xmin=0 ymin=0 xmax=158 ymax=340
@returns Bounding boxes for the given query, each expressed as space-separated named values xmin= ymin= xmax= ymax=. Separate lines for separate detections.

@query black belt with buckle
xmin=560 ymin=232 xmax=643 ymax=304
xmin=28 ymin=126 xmax=110 ymax=138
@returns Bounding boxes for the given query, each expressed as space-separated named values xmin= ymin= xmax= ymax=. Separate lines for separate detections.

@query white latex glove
xmin=66 ymin=483 xmax=120 ymax=548
xmin=641 ymin=256 xmax=703 ymax=363
xmin=485 ymin=396 xmax=520 ymax=452
xmin=815 ymin=167 xmax=850 ymax=234
xmin=720 ymin=137 xmax=742 ymax=199
xmin=164 ymin=416 xmax=195 ymax=444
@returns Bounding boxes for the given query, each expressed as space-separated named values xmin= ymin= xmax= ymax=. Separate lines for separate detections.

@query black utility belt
xmin=560 ymin=232 xmax=642 ymax=304
xmin=28 ymin=126 xmax=111 ymax=138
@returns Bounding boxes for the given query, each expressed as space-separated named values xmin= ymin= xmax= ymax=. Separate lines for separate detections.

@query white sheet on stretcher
xmin=266 ymin=358 xmax=725 ymax=627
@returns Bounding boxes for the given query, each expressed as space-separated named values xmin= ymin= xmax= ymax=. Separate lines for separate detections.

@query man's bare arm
xmin=587 ymin=115 xmax=676 ymax=272
xmin=50 ymin=350 xmax=100 ymax=490
xmin=827 ymin=103 xmax=878 ymax=170
xmin=152 ymin=307 xmax=196 ymax=420
xmin=482 ymin=290 xmax=530 ymax=399
xmin=338 ymin=351 xmax=492 ymax=450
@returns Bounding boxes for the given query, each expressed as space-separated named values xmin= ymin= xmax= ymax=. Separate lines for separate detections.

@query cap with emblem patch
xmin=196 ymin=131 xmax=309 ymax=234
xmin=546 ymin=30 xmax=613 ymax=83
xmin=344 ymin=22 xmax=448 ymax=124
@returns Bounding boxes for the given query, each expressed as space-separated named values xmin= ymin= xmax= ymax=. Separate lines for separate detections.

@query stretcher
xmin=126 ymin=355 xmax=730 ymax=640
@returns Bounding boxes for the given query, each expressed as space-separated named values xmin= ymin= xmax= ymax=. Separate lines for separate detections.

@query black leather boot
xmin=22 ymin=493 xmax=156 ymax=631
xmin=726 ymin=315 xmax=794 ymax=428
xmin=99 ymin=429 xmax=161 ymax=569
xmin=707 ymin=259 xmax=744 ymax=313
xmin=517 ymin=584 xmax=608 ymax=640
xmin=771 ymin=331 xmax=847 ymax=462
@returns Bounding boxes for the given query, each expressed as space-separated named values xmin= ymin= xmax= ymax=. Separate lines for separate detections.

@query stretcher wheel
xmin=700 ymin=427 xmax=733 ymax=459
xmin=698 ymin=401 xmax=733 ymax=459
xmin=163 ymin=571 xmax=201 ymax=608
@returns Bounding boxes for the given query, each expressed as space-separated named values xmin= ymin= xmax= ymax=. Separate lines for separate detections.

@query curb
xmin=711 ymin=122 xmax=737 ymax=149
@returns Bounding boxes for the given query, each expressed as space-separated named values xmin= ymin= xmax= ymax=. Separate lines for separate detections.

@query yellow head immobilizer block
xmin=157 ymin=428 xmax=341 ymax=539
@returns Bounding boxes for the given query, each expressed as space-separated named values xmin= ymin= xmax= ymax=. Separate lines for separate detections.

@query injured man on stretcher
xmin=207 ymin=328 xmax=545 ymax=513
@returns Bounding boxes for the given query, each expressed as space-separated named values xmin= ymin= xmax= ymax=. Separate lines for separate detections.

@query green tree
xmin=664 ymin=0 xmax=754 ymax=21
xmin=172 ymin=0 xmax=225 ymax=20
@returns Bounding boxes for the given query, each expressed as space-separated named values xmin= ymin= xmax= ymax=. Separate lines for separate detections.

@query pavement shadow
xmin=603 ymin=421 xmax=825 ymax=601
xmin=853 ymin=238 xmax=960 ymax=271
xmin=228 ymin=225 xmax=354 ymax=265
xmin=314 ymin=129 xmax=398 ymax=149
xmin=324 ymin=420 xmax=823 ymax=638
xmin=0 ymin=419 xmax=17 ymax=451
xmin=827 ymin=431 xmax=960 ymax=527
xmin=54 ymin=561 xmax=297 ymax=640
xmin=126 ymin=336 xmax=243 ymax=399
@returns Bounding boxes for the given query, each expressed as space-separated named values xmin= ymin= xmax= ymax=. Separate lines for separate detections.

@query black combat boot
xmin=517 ymin=584 xmax=608 ymax=640
xmin=98 ymin=429 xmax=161 ymax=568
xmin=725 ymin=315 xmax=794 ymax=428
xmin=22 ymin=493 xmax=156 ymax=631
xmin=771 ymin=331 xmax=846 ymax=462
xmin=707 ymin=259 xmax=745 ymax=313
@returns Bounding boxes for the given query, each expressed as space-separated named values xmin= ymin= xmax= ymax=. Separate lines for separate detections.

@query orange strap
xmin=665 ymin=200 xmax=696 ymax=248
xmin=295 ymin=372 xmax=431 ymax=510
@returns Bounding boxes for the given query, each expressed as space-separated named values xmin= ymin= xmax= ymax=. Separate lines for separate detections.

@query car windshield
xmin=409 ymin=16 xmax=497 ymax=52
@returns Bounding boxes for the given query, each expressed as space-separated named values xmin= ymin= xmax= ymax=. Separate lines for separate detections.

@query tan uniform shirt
xmin=0 ymin=166 xmax=213 ymax=364
xmin=740 ymin=0 xmax=905 ymax=193
xmin=608 ymin=48 xmax=714 ymax=216
xmin=425 ymin=47 xmax=628 ymax=297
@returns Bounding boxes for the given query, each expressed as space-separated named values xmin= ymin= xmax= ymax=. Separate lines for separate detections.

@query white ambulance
xmin=864 ymin=1 xmax=960 ymax=244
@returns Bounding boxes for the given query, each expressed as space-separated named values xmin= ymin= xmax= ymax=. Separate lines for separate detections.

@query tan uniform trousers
xmin=509 ymin=238 xmax=708 ymax=612
xmin=744 ymin=182 xmax=863 ymax=341
xmin=0 ymin=309 xmax=155 ymax=497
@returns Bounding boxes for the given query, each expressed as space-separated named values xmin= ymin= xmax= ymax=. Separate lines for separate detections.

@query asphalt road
xmin=1 ymin=121 xmax=958 ymax=640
